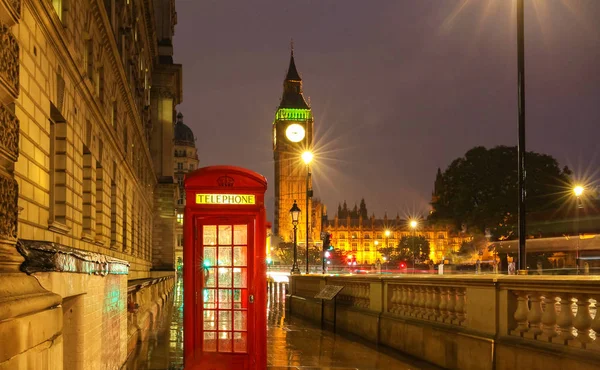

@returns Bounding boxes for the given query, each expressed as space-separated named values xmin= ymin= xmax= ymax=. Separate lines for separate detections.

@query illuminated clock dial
xmin=285 ymin=124 xmax=305 ymax=143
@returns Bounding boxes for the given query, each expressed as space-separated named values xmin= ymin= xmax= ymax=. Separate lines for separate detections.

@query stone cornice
xmin=0 ymin=0 xmax=20 ymax=27
xmin=17 ymin=239 xmax=130 ymax=276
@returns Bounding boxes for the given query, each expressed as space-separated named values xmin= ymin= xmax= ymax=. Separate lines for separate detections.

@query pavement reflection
xmin=131 ymin=278 xmax=439 ymax=369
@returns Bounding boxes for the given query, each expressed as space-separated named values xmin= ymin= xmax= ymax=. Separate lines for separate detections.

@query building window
xmin=365 ymin=247 xmax=370 ymax=251
xmin=49 ymin=104 xmax=70 ymax=230
xmin=364 ymin=242 xmax=370 ymax=247
xmin=376 ymin=233 xmax=382 ymax=239
xmin=352 ymin=244 xmax=358 ymax=251
xmin=85 ymin=39 xmax=94 ymax=79
xmin=177 ymin=162 xmax=183 ymax=170
xmin=339 ymin=234 xmax=346 ymax=239
xmin=438 ymin=234 xmax=445 ymax=239
xmin=177 ymin=213 xmax=183 ymax=224
xmin=189 ymin=163 xmax=194 ymax=170
xmin=177 ymin=234 xmax=184 ymax=248
xmin=364 ymin=234 xmax=370 ymax=239
xmin=110 ymin=162 xmax=118 ymax=247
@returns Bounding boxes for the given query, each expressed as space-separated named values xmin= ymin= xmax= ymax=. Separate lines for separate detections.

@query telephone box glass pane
xmin=233 ymin=289 xmax=245 ymax=309
xmin=204 ymin=247 xmax=216 ymax=267
xmin=233 ymin=246 xmax=247 ymax=266
xmin=233 ymin=332 xmax=247 ymax=353
xmin=218 ymin=289 xmax=232 ymax=309
xmin=203 ymin=226 xmax=217 ymax=245
xmin=218 ymin=310 xmax=232 ymax=331
xmin=204 ymin=332 xmax=216 ymax=352
xmin=218 ymin=332 xmax=232 ymax=352
xmin=233 ymin=225 xmax=247 ymax=245
xmin=218 ymin=225 xmax=232 ymax=245
xmin=234 ymin=310 xmax=247 ymax=331
xmin=218 ymin=269 xmax=232 ymax=287
xmin=205 ymin=268 xmax=216 ymax=287
xmin=218 ymin=246 xmax=232 ymax=266
xmin=203 ymin=310 xmax=216 ymax=330
xmin=233 ymin=268 xmax=247 ymax=288
xmin=203 ymin=289 xmax=216 ymax=309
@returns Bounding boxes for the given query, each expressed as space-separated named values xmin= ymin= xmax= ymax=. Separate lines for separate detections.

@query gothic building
xmin=174 ymin=112 xmax=199 ymax=268
xmin=272 ymin=48 xmax=314 ymax=244
xmin=0 ymin=0 xmax=181 ymax=368
xmin=324 ymin=214 xmax=466 ymax=264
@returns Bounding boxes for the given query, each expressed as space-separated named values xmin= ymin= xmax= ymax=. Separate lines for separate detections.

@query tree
xmin=274 ymin=242 xmax=295 ymax=265
xmin=380 ymin=236 xmax=430 ymax=264
xmin=430 ymin=146 xmax=571 ymax=240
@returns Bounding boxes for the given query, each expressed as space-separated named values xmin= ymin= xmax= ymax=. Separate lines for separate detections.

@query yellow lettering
xmin=195 ymin=194 xmax=255 ymax=205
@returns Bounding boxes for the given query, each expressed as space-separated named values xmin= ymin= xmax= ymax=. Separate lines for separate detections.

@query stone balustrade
xmin=0 ymin=23 xmax=19 ymax=100
xmin=388 ymin=283 xmax=467 ymax=326
xmin=287 ymin=274 xmax=600 ymax=370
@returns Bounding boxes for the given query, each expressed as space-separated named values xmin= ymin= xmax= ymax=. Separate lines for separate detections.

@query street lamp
xmin=374 ymin=240 xmax=379 ymax=265
xmin=302 ymin=151 xmax=313 ymax=274
xmin=516 ymin=0 xmax=527 ymax=274
xmin=290 ymin=200 xmax=301 ymax=275
xmin=410 ymin=220 xmax=418 ymax=274
xmin=573 ymin=185 xmax=584 ymax=274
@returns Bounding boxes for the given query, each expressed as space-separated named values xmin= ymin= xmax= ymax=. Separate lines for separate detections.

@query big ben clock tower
xmin=273 ymin=47 xmax=314 ymax=242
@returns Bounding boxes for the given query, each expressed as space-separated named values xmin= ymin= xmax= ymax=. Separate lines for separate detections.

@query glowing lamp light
xmin=203 ymin=259 xmax=211 ymax=268
xmin=400 ymin=262 xmax=406 ymax=268
xmin=574 ymin=185 xmax=584 ymax=197
xmin=266 ymin=257 xmax=272 ymax=264
xmin=384 ymin=230 xmax=391 ymax=237
xmin=301 ymin=151 xmax=313 ymax=165
xmin=324 ymin=251 xmax=331 ymax=258
xmin=410 ymin=220 xmax=418 ymax=229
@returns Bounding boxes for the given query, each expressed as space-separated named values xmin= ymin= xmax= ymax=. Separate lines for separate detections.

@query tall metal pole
xmin=575 ymin=197 xmax=580 ymax=274
xmin=305 ymin=164 xmax=310 ymax=274
xmin=291 ymin=223 xmax=300 ymax=274
xmin=517 ymin=0 xmax=527 ymax=273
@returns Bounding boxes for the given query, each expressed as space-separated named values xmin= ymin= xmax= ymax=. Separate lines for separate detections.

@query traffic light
xmin=321 ymin=232 xmax=333 ymax=273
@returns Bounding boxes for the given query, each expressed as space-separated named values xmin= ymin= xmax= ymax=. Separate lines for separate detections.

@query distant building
xmin=174 ymin=112 xmax=199 ymax=268
xmin=324 ymin=214 xmax=465 ymax=264
xmin=0 ymin=0 xmax=181 ymax=368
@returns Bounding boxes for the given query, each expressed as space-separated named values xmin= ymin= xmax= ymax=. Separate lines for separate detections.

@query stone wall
xmin=288 ymin=274 xmax=600 ymax=370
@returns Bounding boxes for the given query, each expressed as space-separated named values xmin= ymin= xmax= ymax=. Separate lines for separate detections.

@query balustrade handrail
xmin=127 ymin=274 xmax=175 ymax=293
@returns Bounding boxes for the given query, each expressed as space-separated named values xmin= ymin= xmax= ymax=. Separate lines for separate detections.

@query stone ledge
xmin=0 ymin=273 xmax=61 ymax=321
xmin=17 ymin=239 xmax=129 ymax=276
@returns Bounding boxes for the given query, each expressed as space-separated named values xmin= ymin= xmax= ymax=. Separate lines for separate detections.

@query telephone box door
xmin=196 ymin=217 xmax=255 ymax=369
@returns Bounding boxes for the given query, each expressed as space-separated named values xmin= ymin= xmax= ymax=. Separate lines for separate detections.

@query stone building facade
xmin=173 ymin=112 xmax=198 ymax=268
xmin=0 ymin=0 xmax=181 ymax=368
xmin=324 ymin=215 xmax=466 ymax=264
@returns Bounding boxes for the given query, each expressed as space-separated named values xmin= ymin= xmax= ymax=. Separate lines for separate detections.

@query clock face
xmin=285 ymin=124 xmax=305 ymax=143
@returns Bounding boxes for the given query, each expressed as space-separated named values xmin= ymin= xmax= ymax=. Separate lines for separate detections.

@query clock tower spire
xmin=273 ymin=46 xmax=314 ymax=242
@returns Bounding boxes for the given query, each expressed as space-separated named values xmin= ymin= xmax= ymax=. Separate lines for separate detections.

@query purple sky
xmin=173 ymin=0 xmax=600 ymax=220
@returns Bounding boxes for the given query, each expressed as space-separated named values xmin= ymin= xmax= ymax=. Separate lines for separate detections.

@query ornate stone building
xmin=0 ymin=0 xmax=181 ymax=368
xmin=173 ymin=112 xmax=198 ymax=268
xmin=272 ymin=48 xmax=315 ymax=244
xmin=324 ymin=214 xmax=465 ymax=264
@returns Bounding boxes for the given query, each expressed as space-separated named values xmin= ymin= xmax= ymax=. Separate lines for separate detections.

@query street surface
xmin=127 ymin=278 xmax=440 ymax=369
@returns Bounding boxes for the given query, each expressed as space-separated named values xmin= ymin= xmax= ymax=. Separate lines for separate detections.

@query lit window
xmin=177 ymin=213 xmax=183 ymax=224
xmin=177 ymin=162 xmax=183 ymax=170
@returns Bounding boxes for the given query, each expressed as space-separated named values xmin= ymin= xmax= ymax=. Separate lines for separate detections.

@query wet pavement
xmin=128 ymin=278 xmax=439 ymax=369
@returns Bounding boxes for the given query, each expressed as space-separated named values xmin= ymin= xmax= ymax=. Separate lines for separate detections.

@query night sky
xmin=173 ymin=0 xmax=600 ymax=220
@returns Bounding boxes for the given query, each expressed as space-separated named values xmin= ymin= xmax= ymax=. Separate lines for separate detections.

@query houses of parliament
xmin=271 ymin=49 xmax=464 ymax=264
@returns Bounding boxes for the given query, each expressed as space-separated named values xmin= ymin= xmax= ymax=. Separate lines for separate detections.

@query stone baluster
xmin=573 ymin=295 xmax=593 ymax=345
xmin=540 ymin=293 xmax=558 ymax=341
xmin=406 ymin=286 xmax=415 ymax=316
xmin=430 ymin=287 xmax=441 ymax=321
xmin=553 ymin=294 xmax=575 ymax=344
xmin=423 ymin=287 xmax=432 ymax=319
xmin=415 ymin=286 xmax=426 ymax=318
xmin=455 ymin=288 xmax=466 ymax=325
xmin=389 ymin=286 xmax=398 ymax=313
xmin=364 ymin=284 xmax=371 ymax=308
xmin=399 ymin=285 xmax=408 ymax=315
xmin=590 ymin=297 xmax=600 ymax=350
xmin=525 ymin=291 xmax=543 ymax=339
xmin=512 ymin=291 xmax=530 ymax=336
xmin=359 ymin=284 xmax=367 ymax=308
xmin=446 ymin=288 xmax=457 ymax=324
xmin=438 ymin=287 xmax=448 ymax=322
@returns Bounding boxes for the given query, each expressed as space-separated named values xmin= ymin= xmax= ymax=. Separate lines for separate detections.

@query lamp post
xmin=301 ymin=151 xmax=313 ymax=274
xmin=410 ymin=220 xmax=418 ymax=274
xmin=574 ymin=185 xmax=584 ymax=274
xmin=516 ymin=0 xmax=527 ymax=274
xmin=290 ymin=201 xmax=301 ymax=275
xmin=374 ymin=240 xmax=379 ymax=265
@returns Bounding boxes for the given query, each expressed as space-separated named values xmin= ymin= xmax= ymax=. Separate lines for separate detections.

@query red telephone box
xmin=183 ymin=166 xmax=267 ymax=370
